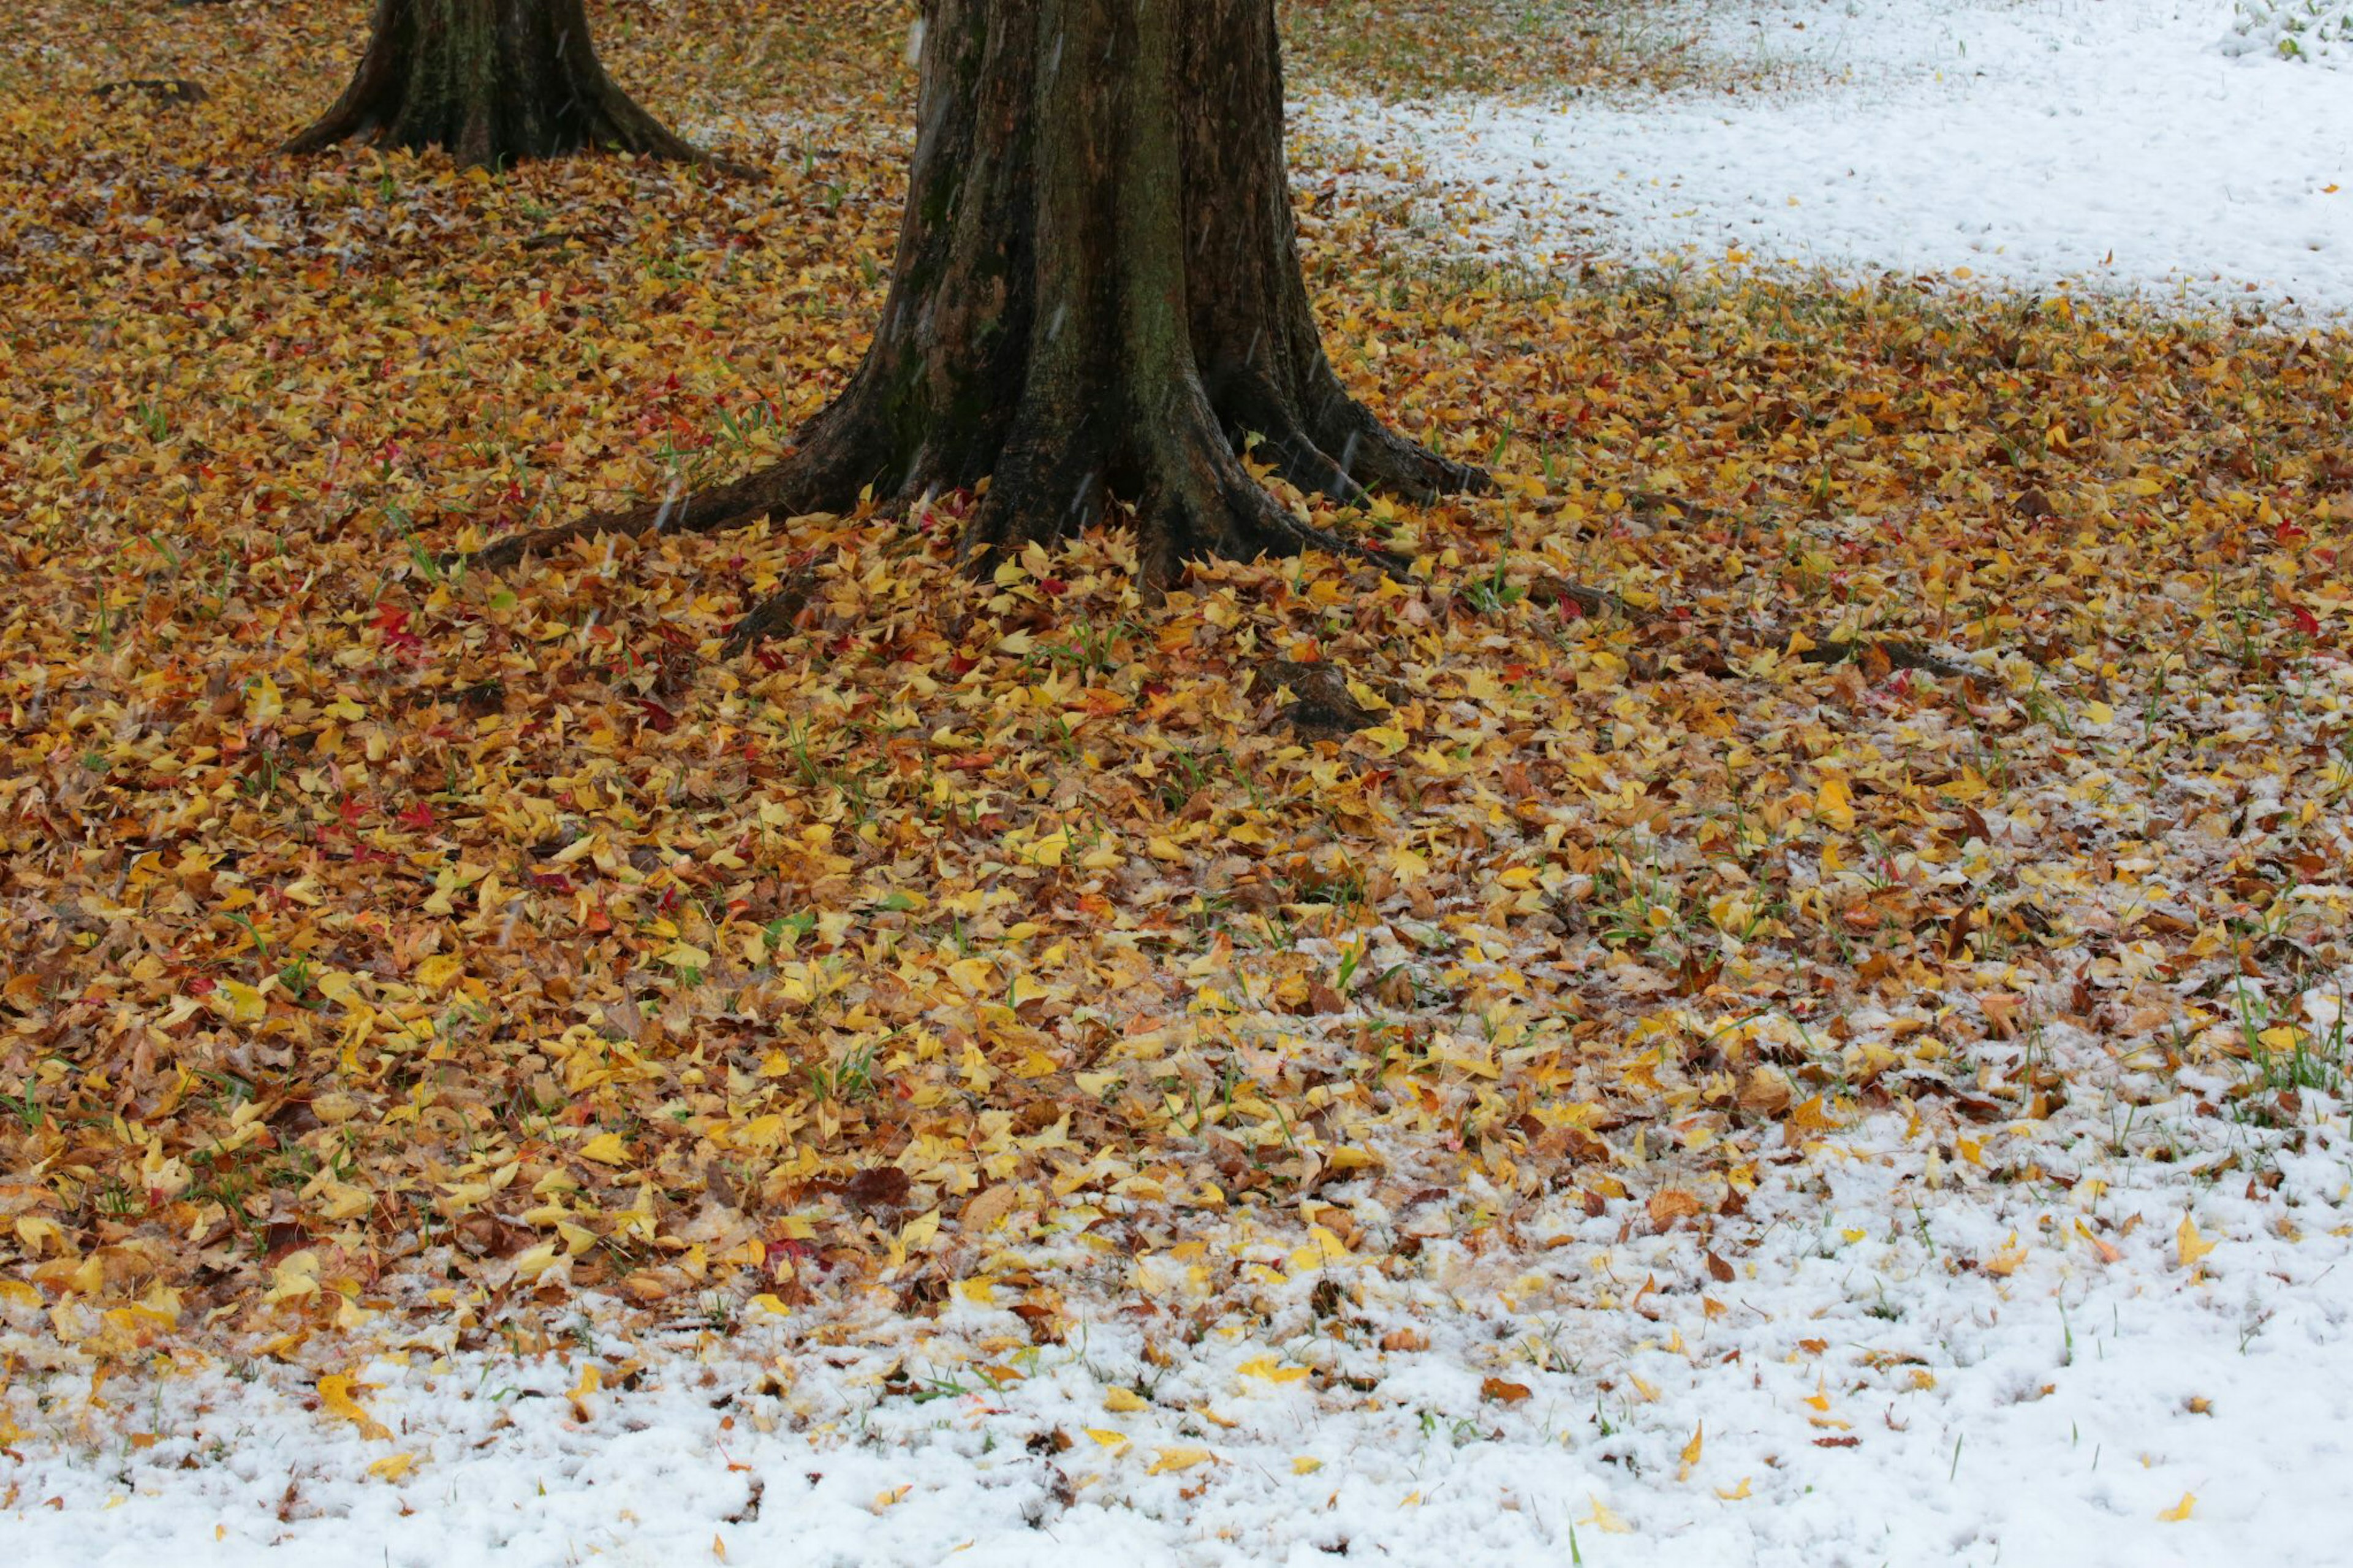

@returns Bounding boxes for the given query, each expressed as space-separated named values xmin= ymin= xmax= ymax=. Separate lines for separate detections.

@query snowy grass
xmin=2224 ymin=0 xmax=2353 ymax=62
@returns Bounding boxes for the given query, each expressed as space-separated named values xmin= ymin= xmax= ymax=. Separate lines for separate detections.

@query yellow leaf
xmin=658 ymin=944 xmax=712 ymax=970
xmin=1680 ymin=1423 xmax=1703 ymax=1469
xmin=1985 ymin=1231 xmax=2027 ymax=1276
xmin=265 ymin=1249 xmax=323 ymax=1305
xmin=14 ymin=1216 xmax=66 ymax=1256
xmin=318 ymin=1374 xmax=391 ymax=1442
xmin=747 ymin=1293 xmax=794 ymax=1319
xmin=1580 ymin=1495 xmax=1633 ymax=1534
xmin=1085 ymin=1428 xmax=1129 ymax=1450
xmin=1815 ymin=775 xmax=1855 ymax=833
xmin=1292 ymin=1456 xmax=1323 ymax=1475
xmin=2177 ymin=1215 xmax=2217 ymax=1269
xmin=898 ymin=1209 xmax=941 ymax=1252
xmin=246 ymin=675 xmax=284 ymax=724
xmin=1148 ymin=1447 xmax=1214 ymax=1474
xmin=366 ymin=1453 xmax=416 ymax=1483
xmin=954 ymin=1278 xmax=995 ymax=1306
xmin=1104 ymin=1387 xmax=1148 ymax=1414
xmin=1388 ymin=845 xmax=1429 ymax=882
xmin=218 ymin=979 xmax=267 ymax=1023
xmin=1287 ymin=1225 xmax=1352 ymax=1274
xmin=873 ymin=1485 xmax=911 ymax=1513
xmin=577 ymin=1132 xmax=631 ymax=1165
xmin=2158 ymin=1493 xmax=2196 ymax=1523
xmin=1237 ymin=1357 xmax=1309 ymax=1384
xmin=414 ymin=955 xmax=464 ymax=991
xmin=1715 ymin=1477 xmax=1752 ymax=1501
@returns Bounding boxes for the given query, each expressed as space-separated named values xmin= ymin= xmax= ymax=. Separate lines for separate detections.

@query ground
xmin=2 ymin=1 xmax=2351 ymax=1564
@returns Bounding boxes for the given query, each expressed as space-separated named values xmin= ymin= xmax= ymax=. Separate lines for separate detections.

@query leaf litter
xmin=2 ymin=0 xmax=2352 ymax=1560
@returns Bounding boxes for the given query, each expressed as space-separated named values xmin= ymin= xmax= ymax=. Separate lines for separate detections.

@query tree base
xmin=288 ymin=0 xmax=722 ymax=170
xmin=457 ymin=0 xmax=1488 ymax=635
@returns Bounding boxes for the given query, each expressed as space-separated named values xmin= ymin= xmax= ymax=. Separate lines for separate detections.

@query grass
xmin=1279 ymin=0 xmax=1808 ymax=100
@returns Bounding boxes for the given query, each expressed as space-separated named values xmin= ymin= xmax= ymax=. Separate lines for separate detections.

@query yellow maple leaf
xmin=1148 ymin=1447 xmax=1214 ymax=1474
xmin=1680 ymin=1423 xmax=1703 ymax=1469
xmin=1715 ymin=1477 xmax=1752 ymax=1501
xmin=2177 ymin=1215 xmax=2216 ymax=1269
xmin=2157 ymin=1493 xmax=2196 ymax=1522
xmin=318 ymin=1374 xmax=391 ymax=1442
xmin=577 ymin=1132 xmax=631 ymax=1165
xmin=1104 ymin=1387 xmax=1148 ymax=1413
xmin=1086 ymin=1428 xmax=1130 ymax=1450
xmin=1292 ymin=1456 xmax=1323 ymax=1474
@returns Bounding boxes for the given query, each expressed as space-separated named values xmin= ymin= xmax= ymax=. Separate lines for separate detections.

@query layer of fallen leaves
xmin=2 ymin=0 xmax=2351 ymax=1378
xmin=1279 ymin=0 xmax=1793 ymax=99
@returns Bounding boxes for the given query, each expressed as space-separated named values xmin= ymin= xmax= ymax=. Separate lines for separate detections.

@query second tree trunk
xmin=288 ymin=0 xmax=709 ymax=169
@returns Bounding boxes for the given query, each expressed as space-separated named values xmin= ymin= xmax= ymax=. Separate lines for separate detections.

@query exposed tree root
xmin=1798 ymin=637 xmax=1976 ymax=680
xmin=721 ymin=566 xmax=821 ymax=658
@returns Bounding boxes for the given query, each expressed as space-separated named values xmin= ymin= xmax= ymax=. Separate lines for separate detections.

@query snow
xmin=11 ymin=995 xmax=2353 ymax=1565
xmin=1305 ymin=0 xmax=2353 ymax=311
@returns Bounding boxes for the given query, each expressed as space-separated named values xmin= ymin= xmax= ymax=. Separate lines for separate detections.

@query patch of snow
xmin=10 ymin=1059 xmax=2353 ymax=1565
xmin=1304 ymin=0 xmax=2353 ymax=310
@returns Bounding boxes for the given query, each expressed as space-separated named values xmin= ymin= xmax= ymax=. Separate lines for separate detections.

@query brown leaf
xmin=1647 ymin=1189 xmax=1702 ymax=1231
xmin=844 ymin=1167 xmax=912 ymax=1211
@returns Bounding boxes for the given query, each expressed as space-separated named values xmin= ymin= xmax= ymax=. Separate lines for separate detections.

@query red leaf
xmin=2284 ymin=602 xmax=2321 ymax=638
xmin=397 ymin=800 xmax=435 ymax=831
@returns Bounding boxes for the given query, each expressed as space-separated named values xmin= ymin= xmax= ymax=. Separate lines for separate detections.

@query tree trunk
xmin=288 ymin=0 xmax=710 ymax=169
xmin=474 ymin=0 xmax=1483 ymax=603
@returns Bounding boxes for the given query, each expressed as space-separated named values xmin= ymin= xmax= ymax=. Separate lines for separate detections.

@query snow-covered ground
xmin=1306 ymin=0 xmax=2353 ymax=310
xmin=10 ymin=996 xmax=2353 ymax=1567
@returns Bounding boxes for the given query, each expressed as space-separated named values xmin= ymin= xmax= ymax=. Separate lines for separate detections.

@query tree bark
xmin=473 ymin=0 xmax=1484 ymax=600
xmin=288 ymin=0 xmax=711 ymax=169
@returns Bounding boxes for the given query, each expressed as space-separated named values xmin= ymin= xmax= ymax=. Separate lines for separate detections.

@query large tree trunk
xmin=288 ymin=0 xmax=710 ymax=169
xmin=474 ymin=0 xmax=1483 ymax=604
